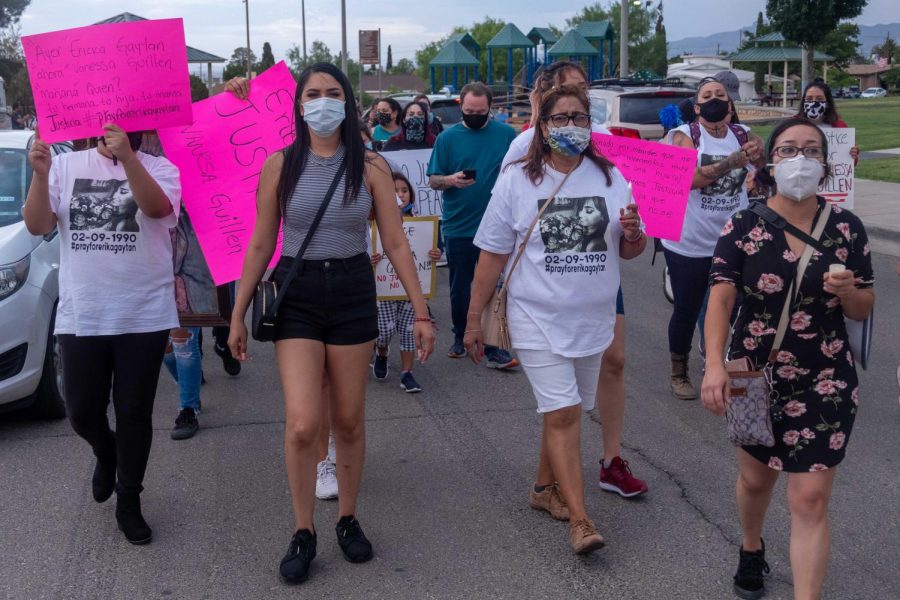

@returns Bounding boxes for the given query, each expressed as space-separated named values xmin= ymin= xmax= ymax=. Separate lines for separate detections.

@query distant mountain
xmin=668 ymin=22 xmax=900 ymax=58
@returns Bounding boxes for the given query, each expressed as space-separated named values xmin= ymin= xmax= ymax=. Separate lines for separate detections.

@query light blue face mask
xmin=302 ymin=97 xmax=346 ymax=136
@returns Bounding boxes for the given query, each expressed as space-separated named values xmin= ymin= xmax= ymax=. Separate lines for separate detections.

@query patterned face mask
xmin=404 ymin=115 xmax=426 ymax=143
xmin=547 ymin=125 xmax=591 ymax=157
xmin=803 ymin=101 xmax=827 ymax=121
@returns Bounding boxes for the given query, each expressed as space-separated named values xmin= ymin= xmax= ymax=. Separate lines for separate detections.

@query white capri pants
xmin=516 ymin=348 xmax=604 ymax=414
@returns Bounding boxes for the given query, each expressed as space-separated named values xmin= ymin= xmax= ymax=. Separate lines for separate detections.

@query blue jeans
xmin=445 ymin=236 xmax=509 ymax=362
xmin=163 ymin=327 xmax=202 ymax=413
xmin=663 ymin=248 xmax=712 ymax=355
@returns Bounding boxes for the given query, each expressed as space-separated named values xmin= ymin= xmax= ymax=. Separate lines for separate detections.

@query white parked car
xmin=0 ymin=130 xmax=72 ymax=418
xmin=860 ymin=87 xmax=887 ymax=98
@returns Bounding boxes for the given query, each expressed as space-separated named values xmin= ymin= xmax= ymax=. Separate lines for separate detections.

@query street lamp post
xmin=302 ymin=0 xmax=307 ymax=64
xmin=340 ymin=0 xmax=348 ymax=75
xmin=619 ymin=0 xmax=629 ymax=78
xmin=244 ymin=0 xmax=251 ymax=79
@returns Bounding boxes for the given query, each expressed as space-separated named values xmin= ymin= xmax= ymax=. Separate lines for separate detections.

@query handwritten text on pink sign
xmin=157 ymin=61 xmax=296 ymax=285
xmin=592 ymin=133 xmax=696 ymax=242
xmin=22 ymin=19 xmax=192 ymax=143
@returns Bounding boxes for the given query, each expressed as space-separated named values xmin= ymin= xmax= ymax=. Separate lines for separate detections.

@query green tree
xmin=567 ymin=1 xmax=660 ymax=77
xmin=223 ymin=47 xmax=257 ymax=80
xmin=873 ymin=33 xmax=898 ymax=65
xmin=739 ymin=12 xmax=777 ymax=93
xmin=257 ymin=41 xmax=275 ymax=72
xmin=0 ymin=0 xmax=29 ymax=28
xmin=766 ymin=0 xmax=867 ymax=93
xmin=386 ymin=44 xmax=393 ymax=72
xmin=818 ymin=23 xmax=861 ymax=68
xmin=650 ymin=0 xmax=667 ymax=77
xmin=881 ymin=67 xmax=900 ymax=90
xmin=415 ymin=38 xmax=447 ymax=81
xmin=394 ymin=58 xmax=415 ymax=74
xmin=189 ymin=75 xmax=209 ymax=102
xmin=0 ymin=24 xmax=30 ymax=106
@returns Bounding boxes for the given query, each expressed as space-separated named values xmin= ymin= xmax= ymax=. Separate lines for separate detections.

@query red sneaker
xmin=599 ymin=456 xmax=648 ymax=498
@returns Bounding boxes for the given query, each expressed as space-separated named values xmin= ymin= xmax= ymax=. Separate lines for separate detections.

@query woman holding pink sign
xmin=225 ymin=63 xmax=435 ymax=585
xmin=23 ymin=124 xmax=182 ymax=546
xmin=665 ymin=77 xmax=767 ymax=401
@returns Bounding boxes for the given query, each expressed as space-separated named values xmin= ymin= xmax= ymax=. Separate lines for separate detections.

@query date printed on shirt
xmin=69 ymin=178 xmax=141 ymax=254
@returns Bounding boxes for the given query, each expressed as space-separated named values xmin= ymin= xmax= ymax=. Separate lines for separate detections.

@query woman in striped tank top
xmin=226 ymin=63 xmax=435 ymax=584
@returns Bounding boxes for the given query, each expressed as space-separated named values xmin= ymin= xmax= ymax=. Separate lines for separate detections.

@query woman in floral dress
xmin=701 ymin=119 xmax=875 ymax=600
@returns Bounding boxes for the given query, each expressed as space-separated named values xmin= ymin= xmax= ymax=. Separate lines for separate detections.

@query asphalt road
xmin=1 ymin=250 xmax=898 ymax=600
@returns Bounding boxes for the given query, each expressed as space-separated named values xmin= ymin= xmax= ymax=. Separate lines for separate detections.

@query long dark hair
xmin=276 ymin=62 xmax=365 ymax=213
xmin=793 ymin=81 xmax=841 ymax=126
xmin=512 ymin=84 xmax=614 ymax=186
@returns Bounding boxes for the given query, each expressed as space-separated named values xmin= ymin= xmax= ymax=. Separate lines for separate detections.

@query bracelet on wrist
xmin=624 ymin=231 xmax=644 ymax=243
xmin=413 ymin=316 xmax=432 ymax=323
xmin=464 ymin=329 xmax=482 ymax=334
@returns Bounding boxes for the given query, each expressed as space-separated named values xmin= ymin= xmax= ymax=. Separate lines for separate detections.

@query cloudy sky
xmin=18 ymin=0 xmax=898 ymax=70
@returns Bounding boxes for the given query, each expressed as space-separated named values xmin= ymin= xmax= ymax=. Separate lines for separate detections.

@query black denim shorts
xmin=273 ymin=253 xmax=378 ymax=345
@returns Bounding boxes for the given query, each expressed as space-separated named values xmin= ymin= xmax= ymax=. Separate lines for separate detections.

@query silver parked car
xmin=0 ymin=130 xmax=73 ymax=418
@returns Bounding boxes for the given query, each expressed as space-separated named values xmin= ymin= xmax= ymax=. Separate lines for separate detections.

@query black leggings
xmin=58 ymin=330 xmax=169 ymax=495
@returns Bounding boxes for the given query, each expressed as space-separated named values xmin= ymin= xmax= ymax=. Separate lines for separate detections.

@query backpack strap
xmin=689 ymin=121 xmax=701 ymax=148
xmin=728 ymin=123 xmax=749 ymax=147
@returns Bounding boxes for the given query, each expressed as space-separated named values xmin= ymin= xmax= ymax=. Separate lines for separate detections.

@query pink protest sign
xmin=157 ymin=61 xmax=296 ymax=285
xmin=592 ymin=133 xmax=696 ymax=242
xmin=22 ymin=18 xmax=192 ymax=143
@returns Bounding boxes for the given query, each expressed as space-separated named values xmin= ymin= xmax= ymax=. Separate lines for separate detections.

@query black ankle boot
xmin=91 ymin=456 xmax=116 ymax=503
xmin=115 ymin=491 xmax=152 ymax=545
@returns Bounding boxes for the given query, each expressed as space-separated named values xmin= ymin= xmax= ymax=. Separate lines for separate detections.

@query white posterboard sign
xmin=371 ymin=216 xmax=439 ymax=301
xmin=381 ymin=149 xmax=444 ymax=218
xmin=819 ymin=127 xmax=855 ymax=209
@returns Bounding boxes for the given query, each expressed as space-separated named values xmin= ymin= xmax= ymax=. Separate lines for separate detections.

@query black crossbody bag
xmin=252 ymin=162 xmax=347 ymax=342
xmin=748 ymin=200 xmax=873 ymax=369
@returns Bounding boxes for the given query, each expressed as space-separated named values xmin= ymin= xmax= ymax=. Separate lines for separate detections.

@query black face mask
xmin=404 ymin=116 xmax=426 ymax=143
xmin=375 ymin=112 xmax=393 ymax=126
xmin=462 ymin=113 xmax=489 ymax=130
xmin=698 ymin=98 xmax=730 ymax=123
xmin=128 ymin=132 xmax=144 ymax=152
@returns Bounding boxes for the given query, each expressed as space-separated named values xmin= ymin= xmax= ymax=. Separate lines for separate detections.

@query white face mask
xmin=771 ymin=156 xmax=825 ymax=202
xmin=302 ymin=97 xmax=346 ymax=136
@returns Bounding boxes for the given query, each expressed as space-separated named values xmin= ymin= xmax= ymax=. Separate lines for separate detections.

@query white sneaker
xmin=315 ymin=459 xmax=338 ymax=500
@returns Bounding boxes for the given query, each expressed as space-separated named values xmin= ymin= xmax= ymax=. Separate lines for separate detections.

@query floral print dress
xmin=709 ymin=199 xmax=875 ymax=472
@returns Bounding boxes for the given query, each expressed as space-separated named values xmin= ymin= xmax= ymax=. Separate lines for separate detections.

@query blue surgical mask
xmin=547 ymin=125 xmax=591 ymax=157
xmin=364 ymin=141 xmax=373 ymax=150
xmin=303 ymin=97 xmax=346 ymax=136
xmin=427 ymin=112 xmax=434 ymax=124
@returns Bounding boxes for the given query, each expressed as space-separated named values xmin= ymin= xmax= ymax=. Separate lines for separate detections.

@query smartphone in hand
xmin=462 ymin=169 xmax=476 ymax=180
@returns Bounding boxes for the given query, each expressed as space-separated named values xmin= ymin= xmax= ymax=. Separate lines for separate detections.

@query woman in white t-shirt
xmin=23 ymin=125 xmax=181 ymax=546
xmin=664 ymin=77 xmax=766 ymax=401
xmin=464 ymin=84 xmax=646 ymax=555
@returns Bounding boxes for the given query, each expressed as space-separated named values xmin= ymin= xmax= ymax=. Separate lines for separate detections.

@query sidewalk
xmin=854 ymin=178 xmax=900 ymax=257
xmin=860 ymin=147 xmax=900 ymax=160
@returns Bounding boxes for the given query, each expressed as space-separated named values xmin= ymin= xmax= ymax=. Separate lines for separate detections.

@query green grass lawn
xmin=745 ymin=97 xmax=900 ymax=152
xmin=856 ymin=156 xmax=900 ymax=184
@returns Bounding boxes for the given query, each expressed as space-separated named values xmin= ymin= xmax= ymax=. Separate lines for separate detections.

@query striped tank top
xmin=281 ymin=144 xmax=373 ymax=260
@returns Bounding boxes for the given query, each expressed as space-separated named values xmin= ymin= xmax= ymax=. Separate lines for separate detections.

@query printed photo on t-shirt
xmin=699 ymin=154 xmax=747 ymax=198
xmin=538 ymin=196 xmax=609 ymax=253
xmin=70 ymin=178 xmax=141 ymax=232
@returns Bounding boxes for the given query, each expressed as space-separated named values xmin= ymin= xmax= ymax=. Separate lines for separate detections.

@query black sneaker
xmin=171 ymin=408 xmax=199 ymax=440
xmin=733 ymin=539 xmax=770 ymax=599
xmin=372 ymin=354 xmax=388 ymax=380
xmin=400 ymin=371 xmax=422 ymax=393
xmin=280 ymin=529 xmax=317 ymax=584
xmin=335 ymin=515 xmax=373 ymax=563
xmin=214 ymin=343 xmax=241 ymax=376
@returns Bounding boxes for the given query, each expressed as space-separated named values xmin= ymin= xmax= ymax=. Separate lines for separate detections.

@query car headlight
xmin=0 ymin=254 xmax=30 ymax=301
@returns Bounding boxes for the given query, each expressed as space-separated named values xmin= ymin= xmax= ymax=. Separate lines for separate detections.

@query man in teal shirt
xmin=427 ymin=82 xmax=517 ymax=368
